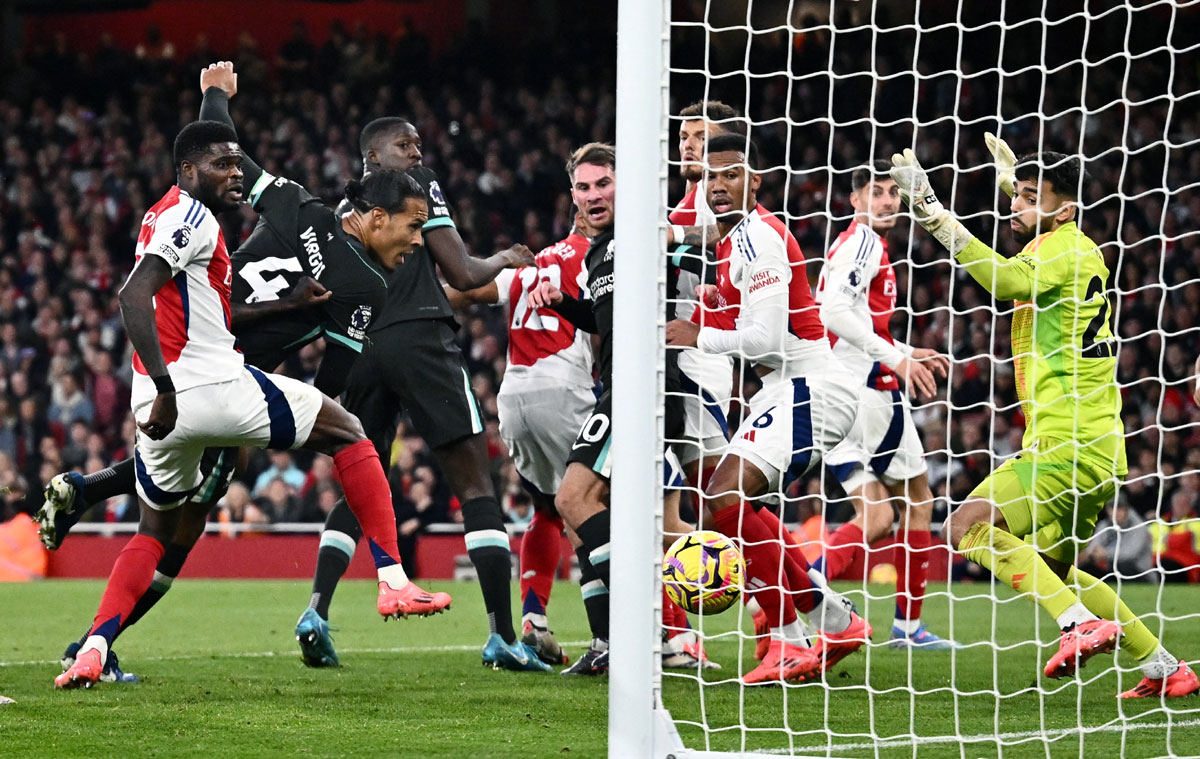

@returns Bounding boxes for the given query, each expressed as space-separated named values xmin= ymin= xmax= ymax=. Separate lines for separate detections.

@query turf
xmin=1 ymin=580 xmax=1198 ymax=758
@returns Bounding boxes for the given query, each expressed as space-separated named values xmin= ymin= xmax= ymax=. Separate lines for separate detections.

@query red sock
xmin=663 ymin=588 xmax=690 ymax=639
xmin=89 ymin=533 xmax=164 ymax=644
xmin=754 ymin=506 xmax=817 ymax=613
xmin=520 ymin=510 xmax=563 ymax=613
xmin=333 ymin=440 xmax=400 ymax=567
xmin=821 ymin=522 xmax=865 ymax=580
xmin=895 ymin=527 xmax=932 ymax=621
xmin=713 ymin=501 xmax=796 ymax=628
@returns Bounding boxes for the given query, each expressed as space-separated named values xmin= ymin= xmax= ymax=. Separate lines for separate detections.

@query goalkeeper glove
xmin=984 ymin=131 xmax=1017 ymax=198
xmin=889 ymin=148 xmax=975 ymax=256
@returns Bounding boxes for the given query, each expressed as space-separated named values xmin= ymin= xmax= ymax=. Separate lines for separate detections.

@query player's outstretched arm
xmin=118 ymin=256 xmax=177 ymax=440
xmin=231 ymin=276 xmax=332 ymax=327
xmin=443 ymin=281 xmax=500 ymax=310
xmin=425 ymin=227 xmax=534 ymax=291
xmin=198 ymin=62 xmax=265 ymax=191
xmin=890 ymin=149 xmax=1035 ymax=302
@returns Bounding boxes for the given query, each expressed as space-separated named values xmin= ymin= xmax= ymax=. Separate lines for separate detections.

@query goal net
xmin=611 ymin=1 xmax=1200 ymax=757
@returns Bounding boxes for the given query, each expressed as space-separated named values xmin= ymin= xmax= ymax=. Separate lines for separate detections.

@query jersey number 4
xmin=240 ymin=257 xmax=305 ymax=303
xmin=511 ymin=265 xmax=562 ymax=332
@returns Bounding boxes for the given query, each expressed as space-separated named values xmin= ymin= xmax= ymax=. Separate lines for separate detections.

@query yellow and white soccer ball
xmin=662 ymin=530 xmax=744 ymax=614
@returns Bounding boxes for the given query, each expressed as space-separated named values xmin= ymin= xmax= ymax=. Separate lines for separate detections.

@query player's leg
xmin=888 ymin=472 xmax=958 ymax=649
xmin=519 ymin=489 xmax=568 ymax=665
xmin=37 ymin=457 xmax=138 ymax=550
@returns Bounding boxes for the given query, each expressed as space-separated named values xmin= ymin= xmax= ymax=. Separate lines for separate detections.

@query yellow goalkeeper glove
xmin=889 ymin=148 xmax=975 ymax=255
xmin=984 ymin=131 xmax=1017 ymax=198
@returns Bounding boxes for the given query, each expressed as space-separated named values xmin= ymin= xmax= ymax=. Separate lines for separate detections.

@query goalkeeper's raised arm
xmin=889 ymin=141 xmax=1086 ymax=302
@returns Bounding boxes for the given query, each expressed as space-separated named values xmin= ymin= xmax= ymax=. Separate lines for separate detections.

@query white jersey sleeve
xmin=818 ymin=225 xmax=908 ymax=368
xmin=494 ymin=269 xmax=517 ymax=307
xmin=697 ymin=215 xmax=789 ymax=364
xmin=142 ymin=197 xmax=215 ymax=276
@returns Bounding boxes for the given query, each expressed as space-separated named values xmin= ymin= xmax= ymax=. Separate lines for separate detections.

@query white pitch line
xmin=0 ymin=640 xmax=592 ymax=668
xmin=778 ymin=717 xmax=1200 ymax=754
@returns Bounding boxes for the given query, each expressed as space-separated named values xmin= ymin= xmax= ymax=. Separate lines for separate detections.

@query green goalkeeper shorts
xmin=967 ymin=443 xmax=1120 ymax=564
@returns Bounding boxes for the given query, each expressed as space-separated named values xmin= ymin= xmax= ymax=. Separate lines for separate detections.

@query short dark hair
xmin=1013 ymin=151 xmax=1087 ymax=200
xmin=679 ymin=100 xmax=747 ymax=136
xmin=851 ymin=160 xmax=894 ymax=192
xmin=359 ymin=117 xmax=415 ymax=159
xmin=173 ymin=120 xmax=238 ymax=170
xmin=705 ymin=132 xmax=759 ymax=171
xmin=566 ymin=142 xmax=615 ymax=180
xmin=343 ymin=170 xmax=426 ymax=214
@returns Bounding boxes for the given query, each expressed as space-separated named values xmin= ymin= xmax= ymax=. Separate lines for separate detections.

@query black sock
xmin=461 ymin=496 xmax=516 ymax=644
xmin=122 ymin=542 xmax=191 ymax=631
xmin=576 ymin=546 xmax=610 ymax=641
xmin=82 ymin=458 xmax=137 ymax=505
xmin=309 ymin=498 xmax=362 ymax=620
xmin=574 ymin=509 xmax=611 ymax=589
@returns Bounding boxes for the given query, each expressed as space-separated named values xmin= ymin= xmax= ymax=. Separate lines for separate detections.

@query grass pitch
xmin=2 ymin=579 xmax=1198 ymax=758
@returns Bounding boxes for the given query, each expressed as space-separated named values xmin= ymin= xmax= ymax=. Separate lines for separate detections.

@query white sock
xmin=79 ymin=635 xmax=109 ymax=667
xmin=377 ymin=563 xmax=410 ymax=590
xmin=522 ymin=612 xmax=548 ymax=629
xmin=744 ymin=596 xmax=763 ymax=616
xmin=770 ymin=620 xmax=810 ymax=647
xmin=893 ymin=616 xmax=922 ymax=635
xmin=1138 ymin=645 xmax=1181 ymax=680
xmin=1055 ymin=602 xmax=1098 ymax=631
xmin=815 ymin=594 xmax=853 ymax=634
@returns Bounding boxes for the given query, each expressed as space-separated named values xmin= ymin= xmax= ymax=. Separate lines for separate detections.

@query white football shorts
xmin=498 ymin=382 xmax=596 ymax=495
xmin=673 ymin=350 xmax=733 ymax=468
xmin=824 ymin=386 xmax=927 ymax=492
xmin=132 ymin=365 xmax=322 ymax=509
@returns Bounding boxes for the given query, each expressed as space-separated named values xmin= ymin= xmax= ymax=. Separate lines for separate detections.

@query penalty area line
xmin=0 ymin=640 xmax=592 ymax=668
xmin=781 ymin=717 xmax=1200 ymax=754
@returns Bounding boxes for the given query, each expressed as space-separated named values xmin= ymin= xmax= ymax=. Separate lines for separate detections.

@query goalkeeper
xmin=890 ymin=138 xmax=1197 ymax=698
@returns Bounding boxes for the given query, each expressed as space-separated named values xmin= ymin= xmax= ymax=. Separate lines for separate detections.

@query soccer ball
xmin=662 ymin=530 xmax=744 ymax=615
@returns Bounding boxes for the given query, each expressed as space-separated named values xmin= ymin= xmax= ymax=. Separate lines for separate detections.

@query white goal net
xmin=612 ymin=1 xmax=1200 ymax=757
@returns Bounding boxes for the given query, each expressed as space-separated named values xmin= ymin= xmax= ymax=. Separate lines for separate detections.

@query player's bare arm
xmin=231 ymin=276 xmax=332 ymax=327
xmin=1193 ymin=355 xmax=1200 ymax=405
xmin=443 ymin=280 xmax=500 ymax=310
xmin=668 ymin=223 xmax=720 ymax=250
xmin=665 ymin=319 xmax=700 ymax=348
xmin=118 ymin=255 xmax=177 ymax=440
xmin=425 ymin=226 xmax=534 ymax=290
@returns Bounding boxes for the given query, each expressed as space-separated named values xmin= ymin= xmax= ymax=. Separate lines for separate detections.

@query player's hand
xmin=1193 ymin=378 xmax=1200 ymax=407
xmin=893 ymin=356 xmax=939 ymax=401
xmin=889 ymin=149 xmax=974 ymax=255
xmin=911 ymin=347 xmax=950 ymax=378
xmin=200 ymin=61 xmax=238 ymax=98
xmin=138 ymin=392 xmax=178 ymax=440
xmin=984 ymin=132 xmax=1018 ymax=198
xmin=528 ymin=280 xmax=562 ymax=309
xmin=284 ymin=276 xmax=332 ymax=310
xmin=500 ymin=244 xmax=535 ymax=269
xmin=666 ymin=319 xmax=700 ymax=348
xmin=695 ymin=284 xmax=719 ymax=308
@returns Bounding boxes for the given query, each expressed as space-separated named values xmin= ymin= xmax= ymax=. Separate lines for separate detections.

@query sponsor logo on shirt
xmin=428 ymin=181 xmax=449 ymax=216
xmin=172 ymin=226 xmax=192 ymax=248
xmin=156 ymin=243 xmax=181 ymax=264
xmin=348 ymin=304 xmax=373 ymax=340
xmin=748 ymin=270 xmax=781 ymax=294
xmin=300 ymin=225 xmax=326 ymax=279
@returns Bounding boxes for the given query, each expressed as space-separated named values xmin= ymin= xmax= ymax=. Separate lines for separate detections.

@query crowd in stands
xmin=0 ymin=11 xmax=1196 ymax=579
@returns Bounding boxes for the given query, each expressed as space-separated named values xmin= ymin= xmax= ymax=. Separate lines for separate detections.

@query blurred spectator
xmin=504 ymin=489 xmax=534 ymax=528
xmin=1150 ymin=489 xmax=1200 ymax=583
xmin=217 ymin=482 xmax=270 ymax=536
xmin=1078 ymin=496 xmax=1155 ymax=581
xmin=252 ymin=451 xmax=306 ymax=497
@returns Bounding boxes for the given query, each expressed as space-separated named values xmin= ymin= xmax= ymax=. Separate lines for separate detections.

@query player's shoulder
xmin=733 ymin=208 xmax=786 ymax=257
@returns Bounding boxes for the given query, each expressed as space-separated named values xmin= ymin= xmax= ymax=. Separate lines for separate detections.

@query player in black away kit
xmin=294 ymin=116 xmax=546 ymax=672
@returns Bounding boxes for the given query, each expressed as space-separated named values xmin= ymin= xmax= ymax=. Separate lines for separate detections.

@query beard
xmin=1011 ymin=222 xmax=1037 ymax=247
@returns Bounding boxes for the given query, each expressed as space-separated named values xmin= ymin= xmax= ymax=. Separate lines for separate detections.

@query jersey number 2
xmin=1080 ymin=276 xmax=1112 ymax=354
xmin=511 ymin=265 xmax=561 ymax=332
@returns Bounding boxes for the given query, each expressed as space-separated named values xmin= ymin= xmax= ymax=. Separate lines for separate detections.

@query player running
xmin=55 ymin=118 xmax=443 ymax=689
xmin=666 ymin=133 xmax=870 ymax=685
xmin=890 ymin=136 xmax=1197 ymax=697
xmin=446 ymin=216 xmax=595 ymax=666
xmin=814 ymin=160 xmax=958 ymax=650
xmin=294 ymin=116 xmax=540 ymax=672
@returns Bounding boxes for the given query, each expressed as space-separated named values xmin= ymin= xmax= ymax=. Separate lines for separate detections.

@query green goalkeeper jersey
xmin=956 ymin=221 xmax=1127 ymax=475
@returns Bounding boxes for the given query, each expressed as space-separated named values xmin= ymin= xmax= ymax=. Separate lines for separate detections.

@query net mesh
xmin=656 ymin=2 xmax=1200 ymax=756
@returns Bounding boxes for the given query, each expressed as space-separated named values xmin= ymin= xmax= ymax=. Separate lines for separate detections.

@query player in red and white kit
xmin=667 ymin=133 xmax=869 ymax=685
xmin=815 ymin=161 xmax=957 ymax=650
xmin=56 ymin=120 xmax=447 ymax=689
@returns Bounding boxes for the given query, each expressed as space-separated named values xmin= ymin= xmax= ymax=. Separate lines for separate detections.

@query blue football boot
xmin=481 ymin=633 xmax=553 ymax=672
xmin=888 ymin=623 xmax=962 ymax=651
xmin=295 ymin=608 xmax=339 ymax=667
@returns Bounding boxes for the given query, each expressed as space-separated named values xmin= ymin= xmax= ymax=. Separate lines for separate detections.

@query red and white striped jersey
xmin=495 ymin=232 xmax=593 ymax=388
xmin=695 ymin=205 xmax=831 ymax=376
xmin=130 ymin=186 xmax=243 ymax=394
xmin=815 ymin=220 xmax=906 ymax=391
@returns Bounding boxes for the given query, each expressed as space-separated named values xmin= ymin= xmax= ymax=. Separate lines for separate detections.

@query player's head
xmin=704 ymin=132 xmax=760 ymax=224
xmin=173 ymin=120 xmax=243 ymax=212
xmin=678 ymin=100 xmax=745 ymax=183
xmin=850 ymin=160 xmax=900 ymax=232
xmin=1009 ymin=151 xmax=1085 ymax=245
xmin=567 ymin=142 xmax=616 ymax=232
xmin=360 ymin=117 xmax=422 ymax=172
xmin=342 ymin=170 xmax=428 ymax=270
